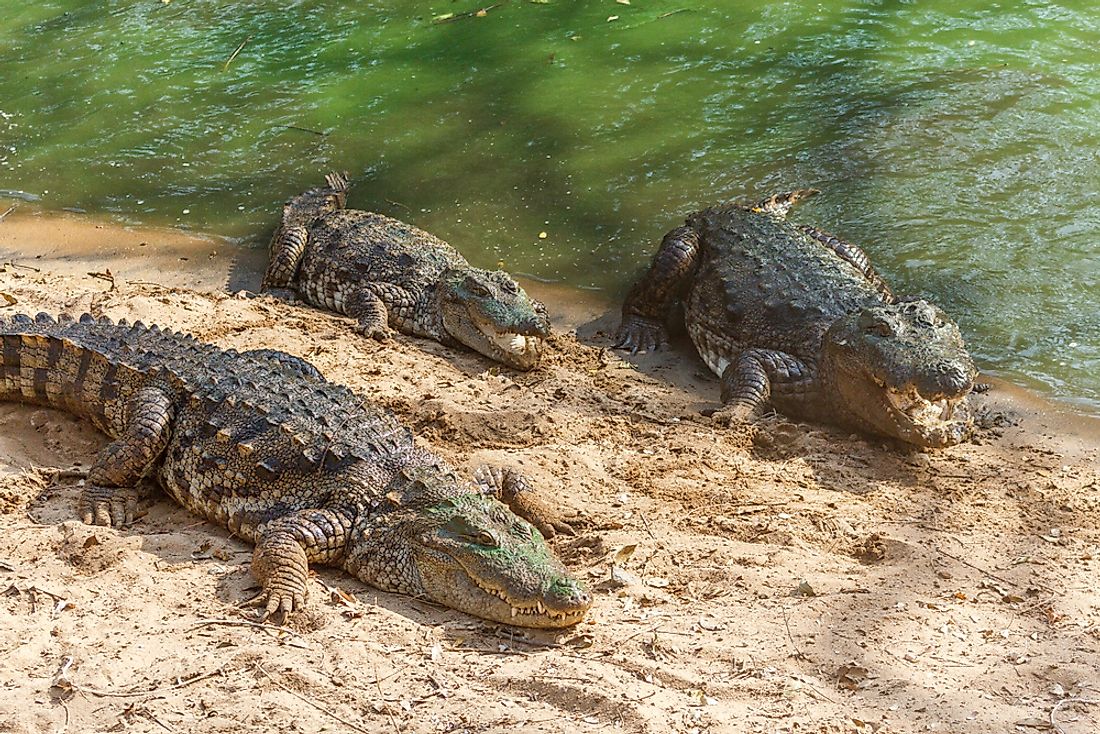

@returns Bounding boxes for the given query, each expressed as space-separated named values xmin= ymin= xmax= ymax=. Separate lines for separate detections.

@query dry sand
xmin=1 ymin=207 xmax=1098 ymax=734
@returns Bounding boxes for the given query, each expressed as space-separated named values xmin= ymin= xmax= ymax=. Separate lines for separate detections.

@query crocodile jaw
xmin=873 ymin=379 xmax=973 ymax=448
xmin=473 ymin=323 xmax=545 ymax=370
xmin=416 ymin=551 xmax=591 ymax=629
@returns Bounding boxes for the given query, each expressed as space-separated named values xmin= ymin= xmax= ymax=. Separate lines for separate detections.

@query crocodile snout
xmin=917 ymin=361 xmax=975 ymax=398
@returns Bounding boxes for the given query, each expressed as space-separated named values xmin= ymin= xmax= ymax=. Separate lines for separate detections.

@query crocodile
xmin=614 ymin=189 xmax=977 ymax=448
xmin=261 ymin=172 xmax=549 ymax=370
xmin=0 ymin=312 xmax=591 ymax=627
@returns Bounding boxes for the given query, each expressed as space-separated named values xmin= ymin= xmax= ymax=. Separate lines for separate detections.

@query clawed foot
xmin=262 ymin=287 xmax=299 ymax=303
xmin=613 ymin=315 xmax=668 ymax=354
xmin=357 ymin=321 xmax=393 ymax=342
xmin=79 ymin=485 xmax=139 ymax=527
xmin=710 ymin=402 xmax=756 ymax=427
xmin=474 ymin=465 xmax=576 ymax=539
xmin=240 ymin=585 xmax=305 ymax=623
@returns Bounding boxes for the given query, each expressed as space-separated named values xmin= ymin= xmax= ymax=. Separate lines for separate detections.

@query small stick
xmin=75 ymin=667 xmax=226 ymax=698
xmin=372 ymin=662 xmax=402 ymax=734
xmin=434 ymin=2 xmax=504 ymax=24
xmin=223 ymin=35 xmax=252 ymax=71
xmin=255 ymin=664 xmax=377 ymax=734
xmin=87 ymin=270 xmax=116 ymax=290
xmin=284 ymin=125 xmax=328 ymax=136
xmin=188 ymin=618 xmax=308 ymax=644
xmin=1050 ymin=697 xmax=1099 ymax=734
xmin=5 ymin=260 xmax=40 ymax=273
xmin=936 ymin=545 xmax=1053 ymax=591
xmin=0 ymin=205 xmax=16 ymax=222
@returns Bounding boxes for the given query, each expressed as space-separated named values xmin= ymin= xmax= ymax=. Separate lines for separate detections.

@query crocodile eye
xmin=468 ymin=530 xmax=499 ymax=548
xmin=864 ymin=319 xmax=894 ymax=338
xmin=464 ymin=277 xmax=492 ymax=298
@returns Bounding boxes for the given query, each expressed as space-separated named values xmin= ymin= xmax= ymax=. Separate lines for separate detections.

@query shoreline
xmin=3 ymin=204 xmax=1099 ymax=435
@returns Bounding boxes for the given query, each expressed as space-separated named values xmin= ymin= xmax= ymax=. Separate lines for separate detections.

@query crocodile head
xmin=437 ymin=268 xmax=550 ymax=370
xmin=346 ymin=466 xmax=591 ymax=628
xmin=822 ymin=299 xmax=977 ymax=448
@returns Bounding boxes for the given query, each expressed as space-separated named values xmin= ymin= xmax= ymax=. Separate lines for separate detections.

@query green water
xmin=1 ymin=1 xmax=1098 ymax=410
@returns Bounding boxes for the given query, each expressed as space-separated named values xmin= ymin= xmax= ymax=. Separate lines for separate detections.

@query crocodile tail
xmin=0 ymin=312 xmax=159 ymax=429
xmin=751 ymin=188 xmax=820 ymax=219
xmin=324 ymin=170 xmax=350 ymax=209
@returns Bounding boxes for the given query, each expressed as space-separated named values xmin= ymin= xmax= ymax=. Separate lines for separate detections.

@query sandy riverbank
xmin=1 ymin=207 xmax=1098 ymax=734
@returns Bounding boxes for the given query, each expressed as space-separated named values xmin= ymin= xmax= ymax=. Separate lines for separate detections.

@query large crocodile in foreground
xmin=0 ymin=312 xmax=590 ymax=627
xmin=615 ymin=189 xmax=977 ymax=448
xmin=262 ymin=172 xmax=549 ymax=370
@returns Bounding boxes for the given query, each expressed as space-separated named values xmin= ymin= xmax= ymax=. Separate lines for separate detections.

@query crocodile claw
xmin=613 ymin=315 xmax=668 ymax=354
xmin=79 ymin=485 xmax=138 ymax=527
xmin=241 ymin=587 xmax=304 ymax=623
xmin=473 ymin=465 xmax=575 ymax=539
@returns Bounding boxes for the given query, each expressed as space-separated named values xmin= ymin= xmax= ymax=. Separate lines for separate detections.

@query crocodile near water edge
xmin=262 ymin=172 xmax=549 ymax=370
xmin=615 ymin=189 xmax=977 ymax=448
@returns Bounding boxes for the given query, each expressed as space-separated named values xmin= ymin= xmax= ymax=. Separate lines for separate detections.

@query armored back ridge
xmin=615 ymin=190 xmax=976 ymax=448
xmin=261 ymin=172 xmax=550 ymax=370
xmin=0 ymin=312 xmax=590 ymax=627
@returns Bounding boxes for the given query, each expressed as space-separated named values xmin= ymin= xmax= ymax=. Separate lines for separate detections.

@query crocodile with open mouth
xmin=0 ymin=312 xmax=590 ymax=626
xmin=614 ymin=189 xmax=977 ymax=448
xmin=262 ymin=173 xmax=549 ymax=370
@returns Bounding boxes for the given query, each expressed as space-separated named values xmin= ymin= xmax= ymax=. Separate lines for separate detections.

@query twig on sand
xmin=372 ymin=662 xmax=402 ymax=734
xmin=935 ymin=545 xmax=1054 ymax=592
xmin=0 ymin=205 xmax=16 ymax=222
xmin=223 ymin=35 xmax=252 ymax=71
xmin=4 ymin=260 xmax=40 ymax=273
xmin=781 ymin=606 xmax=807 ymax=661
xmin=87 ymin=270 xmax=116 ymax=291
xmin=73 ymin=666 xmax=226 ymax=698
xmin=1050 ymin=697 xmax=1099 ymax=734
xmin=255 ymin=664 xmax=377 ymax=734
xmin=188 ymin=617 xmax=308 ymax=645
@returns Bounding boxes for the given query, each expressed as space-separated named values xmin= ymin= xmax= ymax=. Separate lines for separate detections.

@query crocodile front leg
xmin=714 ymin=348 xmax=816 ymax=425
xmin=261 ymin=224 xmax=309 ymax=292
xmin=615 ymin=225 xmax=701 ymax=353
xmin=246 ymin=508 xmax=353 ymax=618
xmin=80 ymin=386 xmax=176 ymax=527
xmin=473 ymin=466 xmax=574 ymax=539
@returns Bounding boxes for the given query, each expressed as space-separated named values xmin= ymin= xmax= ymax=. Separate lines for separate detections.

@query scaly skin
xmin=0 ymin=313 xmax=590 ymax=627
xmin=261 ymin=173 xmax=549 ymax=370
xmin=615 ymin=190 xmax=977 ymax=448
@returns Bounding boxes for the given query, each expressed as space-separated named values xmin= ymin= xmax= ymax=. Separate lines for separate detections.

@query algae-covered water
xmin=0 ymin=1 xmax=1097 ymax=410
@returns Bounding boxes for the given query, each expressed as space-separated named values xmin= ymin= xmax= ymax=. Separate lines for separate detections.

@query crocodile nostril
xmin=921 ymin=363 xmax=974 ymax=397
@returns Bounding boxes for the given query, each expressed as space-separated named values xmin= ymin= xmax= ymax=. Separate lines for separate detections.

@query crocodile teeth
xmin=886 ymin=389 xmax=960 ymax=426
xmin=491 ymin=331 xmax=533 ymax=355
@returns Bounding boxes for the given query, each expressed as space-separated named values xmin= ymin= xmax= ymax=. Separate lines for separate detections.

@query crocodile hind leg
xmin=80 ymin=386 xmax=176 ymax=527
xmin=615 ymin=225 xmax=701 ymax=353
xmin=714 ymin=348 xmax=815 ymax=425
xmin=260 ymin=223 xmax=309 ymax=293
xmin=245 ymin=508 xmax=353 ymax=619
xmin=473 ymin=466 xmax=574 ymax=539
xmin=798 ymin=224 xmax=894 ymax=302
